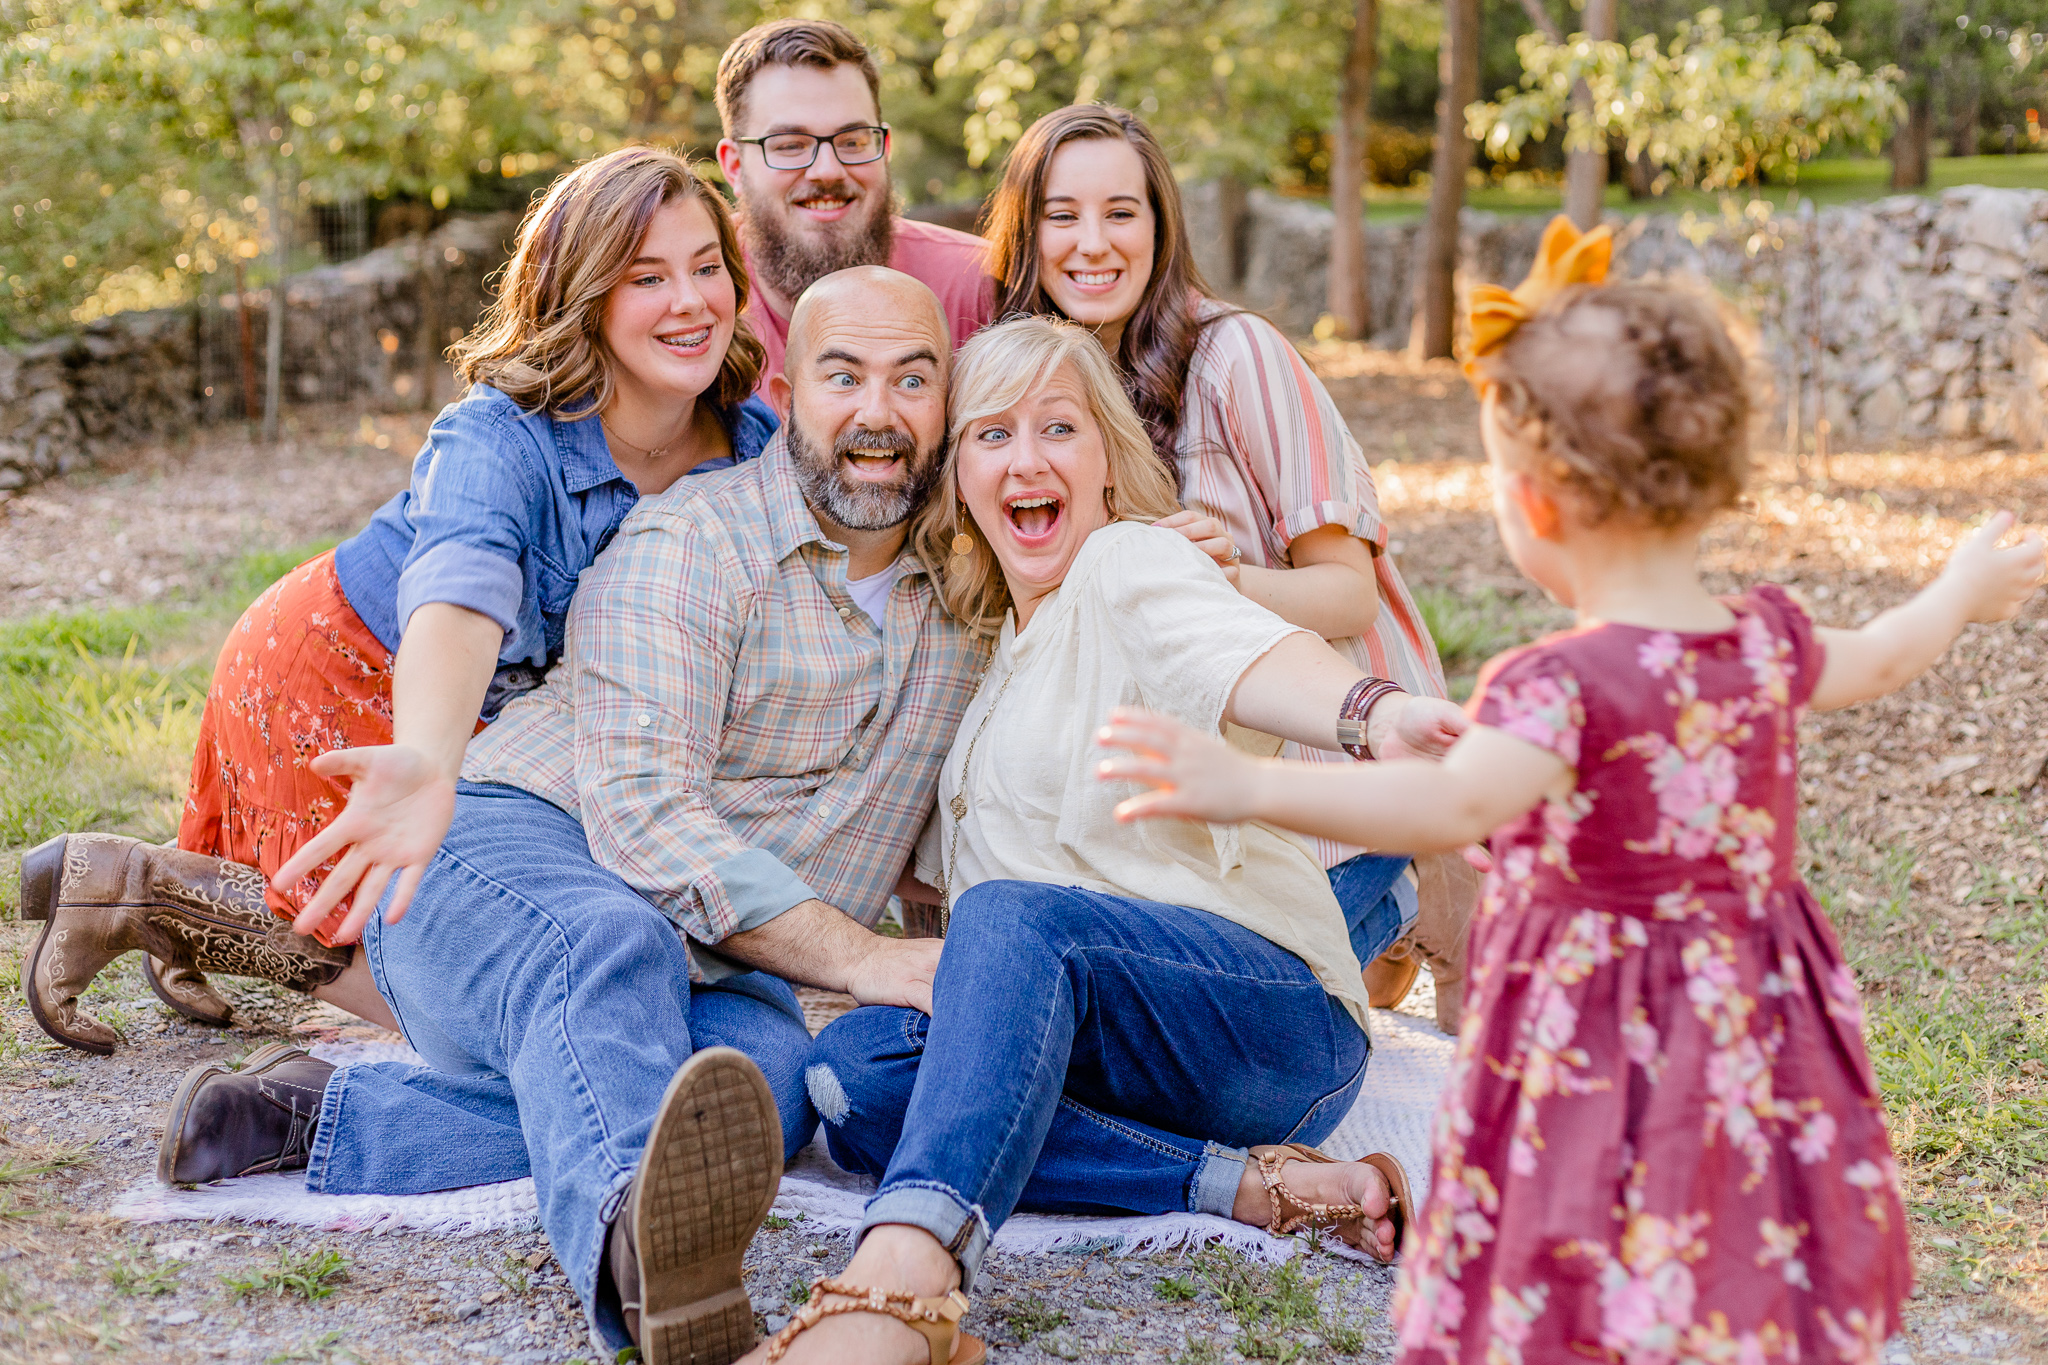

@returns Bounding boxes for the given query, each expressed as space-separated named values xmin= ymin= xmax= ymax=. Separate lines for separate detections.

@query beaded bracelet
xmin=1336 ymin=677 xmax=1405 ymax=761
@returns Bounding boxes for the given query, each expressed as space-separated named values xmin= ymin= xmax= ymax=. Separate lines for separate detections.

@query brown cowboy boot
xmin=1363 ymin=851 xmax=1479 ymax=1035
xmin=20 ymin=833 xmax=351 ymax=1055
xmin=142 ymin=956 xmax=235 ymax=1029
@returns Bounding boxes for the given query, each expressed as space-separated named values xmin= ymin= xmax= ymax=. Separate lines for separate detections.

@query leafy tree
xmin=1470 ymin=5 xmax=1903 ymax=193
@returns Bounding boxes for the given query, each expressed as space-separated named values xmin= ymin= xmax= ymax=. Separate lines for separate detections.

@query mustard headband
xmin=1464 ymin=214 xmax=1614 ymax=378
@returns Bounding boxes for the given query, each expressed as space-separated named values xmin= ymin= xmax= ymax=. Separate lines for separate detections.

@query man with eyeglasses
xmin=715 ymin=19 xmax=994 ymax=385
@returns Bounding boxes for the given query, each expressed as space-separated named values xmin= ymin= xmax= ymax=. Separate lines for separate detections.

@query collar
xmin=550 ymin=404 xmax=627 ymax=495
xmin=756 ymin=428 xmax=933 ymax=581
xmin=551 ymin=397 xmax=756 ymax=495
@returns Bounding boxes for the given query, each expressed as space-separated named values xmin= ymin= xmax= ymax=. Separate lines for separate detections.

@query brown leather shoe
xmin=20 ymin=833 xmax=352 ymax=1055
xmin=142 ymin=957 xmax=235 ymax=1028
xmin=157 ymin=1043 xmax=335 ymax=1184
xmin=1411 ymin=850 xmax=1480 ymax=1034
xmin=1362 ymin=938 xmax=1422 ymax=1010
xmin=604 ymin=1047 xmax=783 ymax=1365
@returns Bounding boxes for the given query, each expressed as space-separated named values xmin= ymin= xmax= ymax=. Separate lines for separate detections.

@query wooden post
xmin=1412 ymin=0 xmax=1479 ymax=359
xmin=1326 ymin=0 xmax=1380 ymax=339
xmin=416 ymin=239 xmax=444 ymax=412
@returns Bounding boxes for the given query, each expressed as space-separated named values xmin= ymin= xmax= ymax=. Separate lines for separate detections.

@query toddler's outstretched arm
xmin=1093 ymin=712 xmax=1567 ymax=854
xmin=1809 ymin=511 xmax=2045 ymax=711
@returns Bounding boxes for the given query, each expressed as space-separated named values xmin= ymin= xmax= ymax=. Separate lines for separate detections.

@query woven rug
xmin=111 ymin=1002 xmax=1452 ymax=1264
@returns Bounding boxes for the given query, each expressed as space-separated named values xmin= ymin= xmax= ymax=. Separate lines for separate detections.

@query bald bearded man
xmin=152 ymin=269 xmax=982 ymax=1363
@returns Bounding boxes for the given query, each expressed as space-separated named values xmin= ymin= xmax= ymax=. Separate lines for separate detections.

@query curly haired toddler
xmin=1094 ymin=218 xmax=2045 ymax=1365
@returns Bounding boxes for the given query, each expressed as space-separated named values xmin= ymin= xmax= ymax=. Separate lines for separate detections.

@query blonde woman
xmin=22 ymin=146 xmax=776 ymax=1053
xmin=759 ymin=316 xmax=1466 ymax=1365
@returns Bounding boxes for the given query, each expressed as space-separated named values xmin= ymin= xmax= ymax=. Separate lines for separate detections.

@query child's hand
xmin=1940 ymin=511 xmax=2045 ymax=624
xmin=1372 ymin=694 xmax=1471 ymax=761
xmin=1095 ymin=708 xmax=1262 ymax=823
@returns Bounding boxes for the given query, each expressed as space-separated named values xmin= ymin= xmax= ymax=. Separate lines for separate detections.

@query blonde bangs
xmin=911 ymin=316 xmax=1181 ymax=637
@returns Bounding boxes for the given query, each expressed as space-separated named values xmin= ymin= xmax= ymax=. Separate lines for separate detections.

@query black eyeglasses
xmin=735 ymin=125 xmax=890 ymax=171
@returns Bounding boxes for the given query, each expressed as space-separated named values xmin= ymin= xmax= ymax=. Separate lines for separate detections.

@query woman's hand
xmin=1368 ymin=694 xmax=1471 ymax=762
xmin=1153 ymin=510 xmax=1241 ymax=584
xmin=275 ymin=745 xmax=457 ymax=945
xmin=1094 ymin=707 xmax=1264 ymax=824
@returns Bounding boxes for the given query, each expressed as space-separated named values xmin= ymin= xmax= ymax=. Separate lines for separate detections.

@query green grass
xmin=1191 ymin=1247 xmax=1370 ymax=1360
xmin=0 ymin=541 xmax=335 ymax=897
xmin=220 ymin=1246 xmax=350 ymax=1302
xmin=105 ymin=1253 xmax=179 ymax=1298
xmin=999 ymin=1294 xmax=1071 ymax=1343
xmin=1341 ymin=152 xmax=2048 ymax=222
xmin=1413 ymin=586 xmax=1564 ymax=701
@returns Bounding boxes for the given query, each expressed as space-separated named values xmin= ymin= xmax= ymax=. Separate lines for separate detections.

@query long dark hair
xmin=982 ymin=104 xmax=1216 ymax=474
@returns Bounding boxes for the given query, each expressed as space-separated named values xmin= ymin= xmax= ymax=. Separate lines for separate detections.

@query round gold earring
xmin=951 ymin=532 xmax=974 ymax=556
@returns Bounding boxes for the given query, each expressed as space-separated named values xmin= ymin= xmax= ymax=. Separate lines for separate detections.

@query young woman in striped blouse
xmin=982 ymin=104 xmax=1474 ymax=1027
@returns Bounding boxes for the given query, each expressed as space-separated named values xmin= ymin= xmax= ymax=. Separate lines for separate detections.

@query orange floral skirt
xmin=179 ymin=551 xmax=395 ymax=946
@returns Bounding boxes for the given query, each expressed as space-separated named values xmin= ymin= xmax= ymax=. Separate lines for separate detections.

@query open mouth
xmin=1065 ymin=269 xmax=1121 ymax=289
xmin=843 ymin=445 xmax=905 ymax=478
xmin=656 ymin=326 xmax=713 ymax=355
xmin=833 ymin=428 xmax=916 ymax=482
xmin=1004 ymin=492 xmax=1064 ymax=541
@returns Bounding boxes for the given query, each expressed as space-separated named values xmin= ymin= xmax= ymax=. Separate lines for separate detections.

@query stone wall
xmin=1 ymin=213 xmax=516 ymax=492
xmin=1187 ymin=183 xmax=2048 ymax=450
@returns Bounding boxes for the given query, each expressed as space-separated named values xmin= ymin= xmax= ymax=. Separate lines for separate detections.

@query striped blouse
xmin=1174 ymin=299 xmax=1447 ymax=868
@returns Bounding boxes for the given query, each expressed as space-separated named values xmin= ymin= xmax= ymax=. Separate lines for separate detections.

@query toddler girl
xmin=1093 ymin=218 xmax=2044 ymax=1364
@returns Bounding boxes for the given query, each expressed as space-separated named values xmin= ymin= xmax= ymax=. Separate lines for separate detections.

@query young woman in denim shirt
xmin=22 ymin=147 xmax=779 ymax=1051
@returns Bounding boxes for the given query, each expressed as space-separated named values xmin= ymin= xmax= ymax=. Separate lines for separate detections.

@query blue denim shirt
xmin=332 ymin=384 xmax=778 ymax=718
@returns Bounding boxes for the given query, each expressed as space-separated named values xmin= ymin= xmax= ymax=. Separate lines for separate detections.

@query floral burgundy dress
xmin=1392 ymin=585 xmax=1912 ymax=1365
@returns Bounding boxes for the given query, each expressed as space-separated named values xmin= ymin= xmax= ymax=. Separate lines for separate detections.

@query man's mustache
xmin=786 ymin=177 xmax=864 ymax=207
xmin=834 ymin=427 xmax=916 ymax=458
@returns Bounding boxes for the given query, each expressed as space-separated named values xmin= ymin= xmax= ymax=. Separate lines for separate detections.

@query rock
xmin=1040 ymin=1331 xmax=1085 ymax=1360
xmin=160 ymin=1309 xmax=201 ymax=1326
xmin=764 ymin=1313 xmax=791 ymax=1334
xmin=453 ymin=1300 xmax=484 ymax=1320
xmin=1903 ymin=368 xmax=1943 ymax=401
xmin=1938 ymin=399 xmax=1976 ymax=437
xmin=1927 ymin=339 xmax=1975 ymax=375
xmin=151 ymin=1240 xmax=209 ymax=1261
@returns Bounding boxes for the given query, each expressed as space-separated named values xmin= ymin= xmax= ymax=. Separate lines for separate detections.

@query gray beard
xmin=740 ymin=176 xmax=897 ymax=304
xmin=786 ymin=411 xmax=941 ymax=532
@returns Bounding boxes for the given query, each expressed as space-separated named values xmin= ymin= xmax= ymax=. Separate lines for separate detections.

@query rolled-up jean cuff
xmin=860 ymin=1181 xmax=993 ymax=1289
xmin=302 ymin=1067 xmax=351 ymax=1192
xmin=1192 ymin=1142 xmax=1249 ymax=1219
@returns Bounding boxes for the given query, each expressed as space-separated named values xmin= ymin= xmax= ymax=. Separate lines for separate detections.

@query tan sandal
xmin=1247 ymin=1143 xmax=1411 ymax=1263
xmin=764 ymin=1276 xmax=985 ymax=1364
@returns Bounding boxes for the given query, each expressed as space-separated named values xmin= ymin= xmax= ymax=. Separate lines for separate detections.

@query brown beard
xmin=786 ymin=410 xmax=942 ymax=532
xmin=739 ymin=172 xmax=897 ymax=305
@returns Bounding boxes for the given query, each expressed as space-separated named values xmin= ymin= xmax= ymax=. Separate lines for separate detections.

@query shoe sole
xmin=156 ymin=1042 xmax=308 ymax=1185
xmin=634 ymin=1046 xmax=783 ymax=1365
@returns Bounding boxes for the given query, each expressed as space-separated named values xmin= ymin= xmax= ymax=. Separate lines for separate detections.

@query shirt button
xmin=636 ymin=714 xmax=652 ymax=727
xmin=837 ymin=605 xmax=851 ymax=617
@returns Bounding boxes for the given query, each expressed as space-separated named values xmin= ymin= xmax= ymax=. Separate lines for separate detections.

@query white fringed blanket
xmin=111 ymin=1004 xmax=1453 ymax=1264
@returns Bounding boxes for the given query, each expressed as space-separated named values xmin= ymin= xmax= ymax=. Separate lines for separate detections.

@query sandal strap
xmin=1254 ymin=1148 xmax=1373 ymax=1238
xmin=764 ymin=1277 xmax=969 ymax=1364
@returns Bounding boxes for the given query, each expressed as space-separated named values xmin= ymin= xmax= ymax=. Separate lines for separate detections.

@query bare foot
xmin=736 ymin=1224 xmax=961 ymax=1365
xmin=1231 ymin=1152 xmax=1397 ymax=1260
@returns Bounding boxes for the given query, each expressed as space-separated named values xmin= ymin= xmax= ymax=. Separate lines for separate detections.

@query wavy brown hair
xmin=452 ymin=146 xmax=763 ymax=415
xmin=982 ymin=105 xmax=1217 ymax=475
xmin=911 ymin=315 xmax=1182 ymax=638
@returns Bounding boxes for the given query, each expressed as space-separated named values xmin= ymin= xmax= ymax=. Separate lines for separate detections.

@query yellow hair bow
xmin=1464 ymin=215 xmax=1614 ymax=375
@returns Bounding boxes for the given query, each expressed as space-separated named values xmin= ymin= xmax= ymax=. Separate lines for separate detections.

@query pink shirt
xmin=743 ymin=217 xmax=996 ymax=388
xmin=1175 ymin=300 xmax=1448 ymax=867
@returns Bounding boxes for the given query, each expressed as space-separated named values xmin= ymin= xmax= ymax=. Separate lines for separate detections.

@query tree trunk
xmin=1564 ymin=0 xmax=1615 ymax=230
xmin=262 ymin=164 xmax=290 ymax=444
xmin=233 ymin=258 xmax=260 ymax=424
xmin=1890 ymin=83 xmax=1933 ymax=189
xmin=1327 ymin=0 xmax=1380 ymax=340
xmin=1412 ymin=0 xmax=1479 ymax=359
xmin=416 ymin=240 xmax=444 ymax=412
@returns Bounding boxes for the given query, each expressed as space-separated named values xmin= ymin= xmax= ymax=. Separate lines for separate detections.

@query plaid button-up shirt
xmin=463 ymin=433 xmax=982 ymax=966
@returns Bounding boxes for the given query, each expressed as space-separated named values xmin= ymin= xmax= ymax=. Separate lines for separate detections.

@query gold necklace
xmin=598 ymin=407 xmax=694 ymax=462
xmin=937 ymin=661 xmax=1018 ymax=933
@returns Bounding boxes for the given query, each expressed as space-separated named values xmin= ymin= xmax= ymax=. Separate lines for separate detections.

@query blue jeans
xmin=1332 ymin=851 xmax=1416 ymax=966
xmin=807 ymin=883 xmax=1373 ymax=1286
xmin=303 ymin=782 xmax=817 ymax=1351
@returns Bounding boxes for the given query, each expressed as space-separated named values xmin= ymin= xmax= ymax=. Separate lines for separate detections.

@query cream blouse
xmin=916 ymin=520 xmax=1373 ymax=1032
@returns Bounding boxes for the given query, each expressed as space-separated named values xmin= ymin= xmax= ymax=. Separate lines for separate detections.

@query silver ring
xmin=1224 ymin=544 xmax=1242 ymax=563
